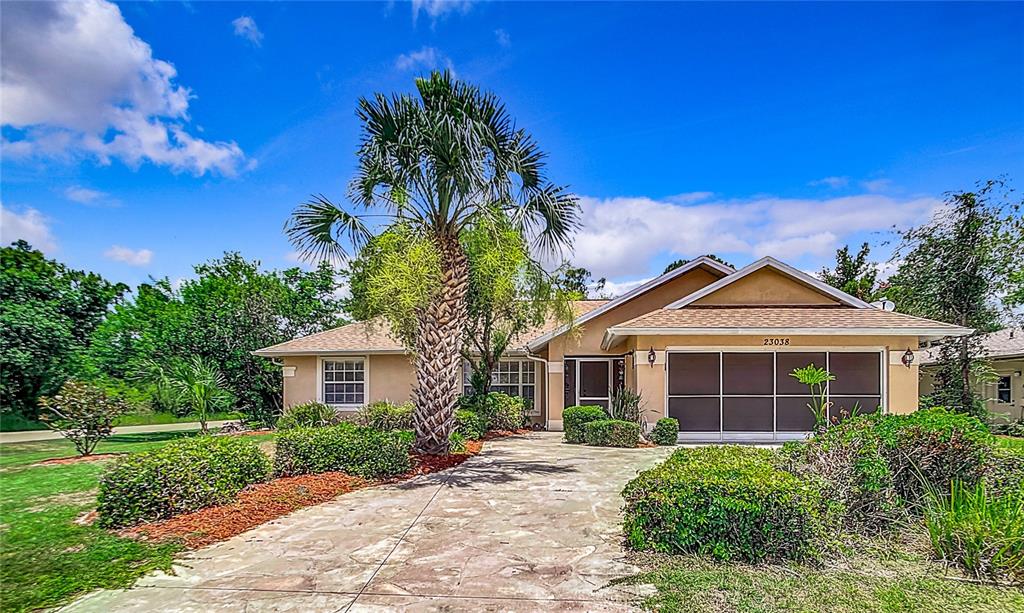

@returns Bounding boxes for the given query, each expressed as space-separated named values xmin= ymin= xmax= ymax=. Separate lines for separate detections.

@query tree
xmin=888 ymin=179 xmax=1023 ymax=416
xmin=819 ymin=243 xmax=880 ymax=302
xmin=286 ymin=71 xmax=579 ymax=453
xmin=38 ymin=380 xmax=129 ymax=455
xmin=553 ymin=265 xmax=606 ymax=299
xmin=662 ymin=254 xmax=734 ymax=275
xmin=0 ymin=241 xmax=127 ymax=417
xmin=164 ymin=356 xmax=234 ymax=434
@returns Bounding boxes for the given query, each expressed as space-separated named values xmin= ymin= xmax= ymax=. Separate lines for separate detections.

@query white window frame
xmin=462 ymin=359 xmax=538 ymax=412
xmin=996 ymin=375 xmax=1012 ymax=404
xmin=664 ymin=346 xmax=886 ymax=442
xmin=317 ymin=355 xmax=368 ymax=409
xmin=575 ymin=358 xmax=614 ymax=409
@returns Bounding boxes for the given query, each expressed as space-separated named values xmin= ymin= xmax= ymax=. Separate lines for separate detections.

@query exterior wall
xmin=282 ymin=353 xmax=415 ymax=412
xmin=625 ymin=334 xmax=922 ymax=421
xmin=922 ymin=357 xmax=1024 ymax=421
xmin=692 ymin=268 xmax=840 ymax=306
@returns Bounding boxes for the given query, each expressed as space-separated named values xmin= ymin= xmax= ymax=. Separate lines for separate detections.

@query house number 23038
xmin=763 ymin=338 xmax=790 ymax=346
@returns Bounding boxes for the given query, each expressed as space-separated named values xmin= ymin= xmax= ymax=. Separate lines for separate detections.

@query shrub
xmin=609 ymin=388 xmax=643 ymax=425
xmin=455 ymin=409 xmax=488 ymax=440
xmin=623 ymin=446 xmax=831 ymax=562
xmin=990 ymin=419 xmax=1024 ymax=438
xmin=585 ymin=419 xmax=640 ymax=447
xmin=38 ymin=380 xmax=130 ymax=455
xmin=353 ymin=400 xmax=414 ymax=431
xmin=274 ymin=423 xmax=412 ymax=478
xmin=448 ymin=431 xmax=467 ymax=454
xmin=563 ymin=405 xmax=607 ymax=444
xmin=276 ymin=401 xmax=339 ymax=430
xmin=984 ymin=446 xmax=1024 ymax=497
xmin=488 ymin=393 xmax=527 ymax=431
xmin=924 ymin=481 xmax=1024 ymax=582
xmin=97 ymin=436 xmax=271 ymax=528
xmin=649 ymin=418 xmax=679 ymax=446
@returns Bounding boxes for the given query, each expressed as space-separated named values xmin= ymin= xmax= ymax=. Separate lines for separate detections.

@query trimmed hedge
xmin=354 ymin=400 xmax=413 ymax=431
xmin=458 ymin=392 xmax=528 ymax=432
xmin=563 ymin=405 xmax=607 ymax=444
xmin=276 ymin=401 xmax=339 ymax=430
xmin=623 ymin=445 xmax=830 ymax=562
xmin=650 ymin=418 xmax=679 ymax=446
xmin=585 ymin=419 xmax=640 ymax=447
xmin=274 ymin=423 xmax=413 ymax=478
xmin=97 ymin=436 xmax=271 ymax=528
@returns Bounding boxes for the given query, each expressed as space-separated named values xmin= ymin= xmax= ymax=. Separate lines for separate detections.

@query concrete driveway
xmin=65 ymin=432 xmax=674 ymax=612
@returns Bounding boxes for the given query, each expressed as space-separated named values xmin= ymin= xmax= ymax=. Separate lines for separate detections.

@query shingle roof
xmin=254 ymin=300 xmax=609 ymax=355
xmin=610 ymin=306 xmax=971 ymax=334
xmin=922 ymin=326 xmax=1024 ymax=364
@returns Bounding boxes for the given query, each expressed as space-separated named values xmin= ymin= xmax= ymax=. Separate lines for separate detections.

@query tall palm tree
xmin=285 ymin=71 xmax=579 ymax=454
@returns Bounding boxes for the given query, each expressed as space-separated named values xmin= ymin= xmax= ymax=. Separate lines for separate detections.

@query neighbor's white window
xmin=323 ymin=359 xmax=365 ymax=406
xmin=462 ymin=359 xmax=535 ymax=402
xmin=997 ymin=376 xmax=1012 ymax=404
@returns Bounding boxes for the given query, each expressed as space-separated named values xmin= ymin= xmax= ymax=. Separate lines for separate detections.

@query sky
xmin=2 ymin=1 xmax=1022 ymax=296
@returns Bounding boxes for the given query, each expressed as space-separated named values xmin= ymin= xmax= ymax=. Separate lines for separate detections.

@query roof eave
xmin=252 ymin=348 xmax=408 ymax=357
xmin=601 ymin=325 xmax=974 ymax=350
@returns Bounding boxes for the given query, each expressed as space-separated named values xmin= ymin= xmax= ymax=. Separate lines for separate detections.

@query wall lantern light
xmin=647 ymin=347 xmax=657 ymax=367
xmin=901 ymin=349 xmax=915 ymax=368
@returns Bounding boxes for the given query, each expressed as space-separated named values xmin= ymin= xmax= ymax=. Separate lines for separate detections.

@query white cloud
xmin=0 ymin=204 xmax=58 ymax=252
xmin=395 ymin=46 xmax=453 ymax=73
xmin=411 ymin=0 xmax=474 ymax=24
xmin=567 ymin=192 xmax=938 ymax=281
xmin=1 ymin=0 xmax=248 ymax=176
xmin=494 ymin=28 xmax=511 ymax=48
xmin=104 ymin=245 xmax=153 ymax=266
xmin=231 ymin=16 xmax=263 ymax=46
xmin=861 ymin=178 xmax=893 ymax=193
xmin=64 ymin=186 xmax=106 ymax=204
xmin=603 ymin=276 xmax=651 ymax=298
xmin=809 ymin=176 xmax=849 ymax=189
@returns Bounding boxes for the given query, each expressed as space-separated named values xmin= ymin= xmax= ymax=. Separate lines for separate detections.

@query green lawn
xmin=0 ymin=432 xmax=273 ymax=613
xmin=616 ymin=547 xmax=1024 ymax=613
xmin=1 ymin=411 xmax=244 ymax=432
xmin=996 ymin=435 xmax=1024 ymax=451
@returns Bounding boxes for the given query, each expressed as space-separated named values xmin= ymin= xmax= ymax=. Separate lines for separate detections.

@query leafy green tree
xmin=286 ymin=71 xmax=578 ymax=454
xmin=0 ymin=241 xmax=127 ymax=417
xmin=819 ymin=243 xmax=880 ymax=302
xmin=38 ymin=380 xmax=130 ymax=455
xmin=662 ymin=254 xmax=734 ymax=275
xmin=888 ymin=179 xmax=1023 ymax=416
xmin=553 ymin=265 xmax=606 ymax=299
xmin=164 ymin=356 xmax=234 ymax=434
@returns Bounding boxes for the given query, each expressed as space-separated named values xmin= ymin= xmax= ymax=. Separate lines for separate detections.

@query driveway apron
xmin=63 ymin=432 xmax=674 ymax=612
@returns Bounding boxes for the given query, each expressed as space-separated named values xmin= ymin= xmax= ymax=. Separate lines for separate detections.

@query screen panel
xmin=668 ymin=353 xmax=720 ymax=396
xmin=722 ymin=353 xmax=774 ymax=395
xmin=775 ymin=352 xmax=827 ymax=394
xmin=828 ymin=352 xmax=881 ymax=395
xmin=668 ymin=397 xmax=720 ymax=431
xmin=829 ymin=396 xmax=881 ymax=421
xmin=775 ymin=395 xmax=817 ymax=432
xmin=722 ymin=397 xmax=774 ymax=431
xmin=563 ymin=359 xmax=576 ymax=408
xmin=579 ymin=361 xmax=610 ymax=398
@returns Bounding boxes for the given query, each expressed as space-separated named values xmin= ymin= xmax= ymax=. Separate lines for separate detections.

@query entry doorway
xmin=563 ymin=357 xmax=626 ymax=410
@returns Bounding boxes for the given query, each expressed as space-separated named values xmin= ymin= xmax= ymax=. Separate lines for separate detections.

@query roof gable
xmin=666 ymin=257 xmax=872 ymax=309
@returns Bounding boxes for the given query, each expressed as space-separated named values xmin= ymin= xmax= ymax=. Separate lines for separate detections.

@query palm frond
xmin=284 ymin=195 xmax=372 ymax=263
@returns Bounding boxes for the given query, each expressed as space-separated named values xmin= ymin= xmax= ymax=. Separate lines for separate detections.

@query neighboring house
xmin=920 ymin=327 xmax=1024 ymax=421
xmin=255 ymin=256 xmax=970 ymax=441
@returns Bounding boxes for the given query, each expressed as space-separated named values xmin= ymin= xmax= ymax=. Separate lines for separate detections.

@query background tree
xmin=164 ymin=356 xmax=234 ymax=434
xmin=888 ymin=179 xmax=1023 ymax=416
xmin=553 ymin=265 xmax=607 ymax=299
xmin=0 ymin=241 xmax=127 ymax=418
xmin=286 ymin=71 xmax=579 ymax=454
xmin=38 ymin=380 xmax=129 ymax=455
xmin=662 ymin=254 xmax=734 ymax=275
xmin=819 ymin=243 xmax=880 ymax=302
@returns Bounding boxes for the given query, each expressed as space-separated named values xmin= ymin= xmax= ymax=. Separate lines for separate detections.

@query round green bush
xmin=353 ymin=400 xmax=413 ymax=431
xmin=97 ymin=436 xmax=271 ymax=528
xmin=274 ymin=422 xmax=412 ymax=479
xmin=563 ymin=405 xmax=607 ymax=444
xmin=623 ymin=445 xmax=831 ymax=563
xmin=585 ymin=419 xmax=640 ymax=447
xmin=455 ymin=409 xmax=488 ymax=440
xmin=276 ymin=401 xmax=339 ymax=430
xmin=457 ymin=392 xmax=527 ymax=431
xmin=650 ymin=418 xmax=679 ymax=446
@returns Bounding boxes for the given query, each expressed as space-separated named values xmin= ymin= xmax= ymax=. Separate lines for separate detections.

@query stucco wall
xmin=282 ymin=353 xmax=415 ymax=411
xmin=692 ymin=268 xmax=840 ymax=306
xmin=922 ymin=357 xmax=1024 ymax=421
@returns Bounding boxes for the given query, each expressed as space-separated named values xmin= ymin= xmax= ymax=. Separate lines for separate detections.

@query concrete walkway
xmin=0 ymin=421 xmax=233 ymax=444
xmin=65 ymin=432 xmax=675 ymax=612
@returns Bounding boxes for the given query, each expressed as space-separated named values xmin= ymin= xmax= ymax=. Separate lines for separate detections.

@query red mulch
xmin=32 ymin=453 xmax=123 ymax=466
xmin=119 ymin=434 xmax=501 ymax=549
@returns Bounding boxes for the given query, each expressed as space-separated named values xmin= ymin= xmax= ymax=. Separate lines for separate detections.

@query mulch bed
xmin=118 ymin=433 xmax=514 ymax=549
xmin=32 ymin=453 xmax=123 ymax=467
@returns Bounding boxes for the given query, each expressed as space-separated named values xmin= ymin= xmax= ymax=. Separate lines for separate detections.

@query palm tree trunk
xmin=412 ymin=236 xmax=469 ymax=454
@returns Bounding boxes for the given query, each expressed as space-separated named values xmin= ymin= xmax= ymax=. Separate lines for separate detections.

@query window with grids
xmin=462 ymin=359 xmax=535 ymax=401
xmin=322 ymin=359 xmax=365 ymax=406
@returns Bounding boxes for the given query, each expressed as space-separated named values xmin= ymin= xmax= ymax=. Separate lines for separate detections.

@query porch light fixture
xmin=647 ymin=347 xmax=657 ymax=367
xmin=901 ymin=349 xmax=915 ymax=368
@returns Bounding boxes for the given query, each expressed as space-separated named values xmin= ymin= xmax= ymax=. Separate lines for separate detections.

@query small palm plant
xmin=166 ymin=356 xmax=235 ymax=434
xmin=789 ymin=364 xmax=834 ymax=432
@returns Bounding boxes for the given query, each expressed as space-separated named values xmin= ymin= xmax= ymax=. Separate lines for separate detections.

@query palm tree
xmin=285 ymin=71 xmax=579 ymax=453
xmin=167 ymin=356 xmax=234 ymax=434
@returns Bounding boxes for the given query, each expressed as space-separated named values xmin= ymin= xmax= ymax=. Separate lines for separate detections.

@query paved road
xmin=64 ymin=432 xmax=674 ymax=612
xmin=0 ymin=421 xmax=234 ymax=444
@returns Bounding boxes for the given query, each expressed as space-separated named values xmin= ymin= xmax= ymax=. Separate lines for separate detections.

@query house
xmin=920 ymin=326 xmax=1024 ymax=421
xmin=254 ymin=256 xmax=970 ymax=441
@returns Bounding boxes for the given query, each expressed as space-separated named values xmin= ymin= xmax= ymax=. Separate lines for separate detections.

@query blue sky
xmin=2 ymin=1 xmax=1022 ymax=295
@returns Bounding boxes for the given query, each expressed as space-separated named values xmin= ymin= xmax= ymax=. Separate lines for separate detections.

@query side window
xmin=997 ymin=376 xmax=1011 ymax=403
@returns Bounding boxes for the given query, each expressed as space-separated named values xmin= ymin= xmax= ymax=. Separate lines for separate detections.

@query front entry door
xmin=578 ymin=359 xmax=612 ymax=409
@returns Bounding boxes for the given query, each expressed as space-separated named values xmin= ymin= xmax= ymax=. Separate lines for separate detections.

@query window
xmin=997 ymin=376 xmax=1012 ymax=404
xmin=463 ymin=359 xmax=536 ymax=402
xmin=322 ymin=358 xmax=365 ymax=406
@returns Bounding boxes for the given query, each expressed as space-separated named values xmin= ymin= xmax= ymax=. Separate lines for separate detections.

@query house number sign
xmin=762 ymin=338 xmax=791 ymax=346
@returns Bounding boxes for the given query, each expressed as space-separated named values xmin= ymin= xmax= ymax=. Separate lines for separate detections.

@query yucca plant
xmin=924 ymin=480 xmax=1024 ymax=583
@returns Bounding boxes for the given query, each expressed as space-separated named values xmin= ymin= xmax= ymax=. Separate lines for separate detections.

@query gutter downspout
xmin=525 ymin=349 xmax=550 ymax=431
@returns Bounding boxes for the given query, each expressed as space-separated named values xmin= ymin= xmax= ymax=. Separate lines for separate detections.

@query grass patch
xmin=616 ymin=545 xmax=1024 ymax=613
xmin=112 ymin=411 xmax=242 ymax=427
xmin=995 ymin=435 xmax=1024 ymax=451
xmin=0 ymin=432 xmax=273 ymax=612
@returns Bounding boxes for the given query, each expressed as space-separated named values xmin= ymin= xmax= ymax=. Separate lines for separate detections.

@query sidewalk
xmin=0 ymin=421 xmax=233 ymax=444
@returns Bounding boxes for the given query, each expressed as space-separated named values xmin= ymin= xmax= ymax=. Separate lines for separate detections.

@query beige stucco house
xmin=255 ymin=256 xmax=970 ymax=441
xmin=920 ymin=327 xmax=1024 ymax=421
